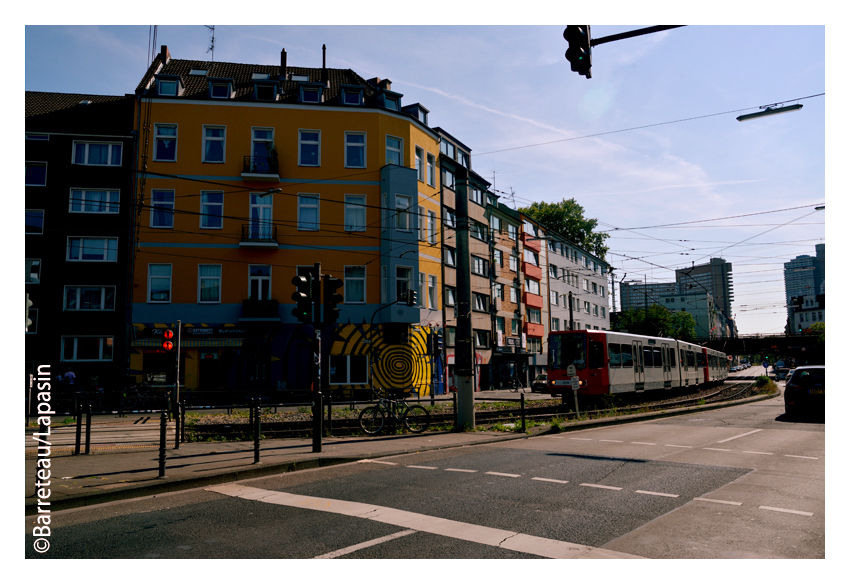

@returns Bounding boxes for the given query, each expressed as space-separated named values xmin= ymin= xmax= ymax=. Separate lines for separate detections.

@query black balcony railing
xmin=243 ymin=156 xmax=279 ymax=175
xmin=241 ymin=223 xmax=277 ymax=243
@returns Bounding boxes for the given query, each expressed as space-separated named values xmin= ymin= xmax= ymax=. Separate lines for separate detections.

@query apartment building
xmin=129 ymin=46 xmax=441 ymax=397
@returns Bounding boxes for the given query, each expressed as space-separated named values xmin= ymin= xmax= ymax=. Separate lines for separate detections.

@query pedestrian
xmin=63 ymin=367 xmax=76 ymax=387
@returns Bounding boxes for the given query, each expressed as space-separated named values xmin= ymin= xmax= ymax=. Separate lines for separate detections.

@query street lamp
xmin=736 ymin=104 xmax=802 ymax=122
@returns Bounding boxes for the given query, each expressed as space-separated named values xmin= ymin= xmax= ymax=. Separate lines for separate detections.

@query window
xmin=419 ymin=272 xmax=425 ymax=305
xmin=471 ymin=256 xmax=489 ymax=277
xmin=473 ymin=293 xmax=489 ymax=312
xmin=154 ymin=124 xmax=177 ymax=161
xmin=524 ymin=279 xmax=540 ymax=295
xmin=67 ymin=238 xmax=117 ymax=262
xmin=26 ymin=210 xmax=44 ymax=234
xmin=584 ymin=301 xmax=591 ymax=314
xmin=200 ymin=191 xmax=223 ymax=229
xmin=249 ymin=265 xmax=271 ymax=300
xmin=551 ymin=291 xmax=559 ymax=305
xmin=444 ymin=207 xmax=456 ymax=228
xmin=386 ymin=136 xmax=403 ymax=166
xmin=341 ymin=87 xmax=363 ymax=106
xmin=592 ymin=282 xmax=598 ymax=295
xmin=255 ymin=84 xmax=277 ymax=101
xmin=527 ymin=337 xmax=542 ymax=354
xmin=203 ymin=126 xmax=225 ymax=163
xmin=384 ymin=96 xmax=399 ymax=111
xmin=26 ymin=162 xmax=47 ymax=186
xmin=427 ymin=153 xmax=436 ymax=186
xmin=510 ymin=287 xmax=518 ymax=303
xmin=415 ymin=147 xmax=425 ymax=182
xmin=601 ymin=307 xmax=606 ymax=318
xmin=345 ymin=266 xmax=366 ymax=303
xmin=148 ymin=264 xmax=171 ymax=302
xmin=524 ymin=249 xmax=539 ymax=266
xmin=150 ymin=190 xmax=174 ymax=228
xmin=27 ymin=259 xmax=41 ymax=284
xmin=583 ymin=278 xmax=589 ymax=291
xmin=345 ymin=132 xmax=366 ymax=168
xmin=210 ymin=82 xmax=231 ymax=99
xmin=73 ymin=142 xmax=122 ymax=166
xmin=251 ymin=128 xmax=274 ymax=171
xmin=395 ymin=195 xmax=412 ymax=231
xmin=509 ymin=255 xmax=518 ymax=272
xmin=61 ymin=336 xmax=113 ymax=362
xmin=445 ymin=286 xmax=456 ymax=306
xmin=298 ymin=195 xmax=319 ymax=231
xmin=458 ymin=151 xmax=469 ymax=168
xmin=471 ymin=220 xmax=488 ymax=241
xmin=428 ymin=210 xmax=437 ymax=243
xmin=396 ymin=266 xmax=412 ymax=302
xmin=470 ymin=188 xmax=483 ymax=205
xmin=300 ymin=85 xmax=321 ymax=103
xmin=552 ymin=318 xmax=560 ymax=331
xmin=444 ymin=247 xmax=456 ymax=267
xmin=507 ymin=224 xmax=518 ymax=241
xmin=329 ymin=354 xmax=369 ymax=385
xmin=474 ymin=330 xmax=490 ymax=349
xmin=440 ymin=139 xmax=455 ymax=159
xmin=344 ymin=195 xmax=366 ymax=232
xmin=64 ymin=286 xmax=116 ymax=311
xmin=298 ymin=130 xmax=321 ymax=166
xmin=446 ymin=326 xmax=456 ymax=347
xmin=250 ymin=193 xmax=274 ymax=239
xmin=442 ymin=168 xmax=455 ymax=189
xmin=70 ymin=189 xmax=120 ymax=214
xmin=593 ymin=305 xmax=599 ymax=316
xmin=490 ymin=215 xmax=502 ymax=233
xmin=418 ymin=206 xmax=426 ymax=241
xmin=494 ymin=283 xmax=504 ymax=299
xmin=198 ymin=264 xmax=222 ymax=303
xmin=158 ymin=80 xmax=177 ymax=96
xmin=494 ymin=249 xmax=503 ymax=267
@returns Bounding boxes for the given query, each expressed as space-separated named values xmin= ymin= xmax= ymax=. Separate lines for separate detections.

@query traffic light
xmin=162 ymin=328 xmax=174 ymax=351
xmin=407 ymin=289 xmax=417 ymax=307
xmin=26 ymin=293 xmax=33 ymax=332
xmin=564 ymin=25 xmax=592 ymax=78
xmin=291 ymin=275 xmax=313 ymax=324
xmin=322 ymin=275 xmax=344 ymax=325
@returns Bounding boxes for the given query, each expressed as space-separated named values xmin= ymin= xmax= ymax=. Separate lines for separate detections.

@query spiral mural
xmin=330 ymin=323 xmax=436 ymax=397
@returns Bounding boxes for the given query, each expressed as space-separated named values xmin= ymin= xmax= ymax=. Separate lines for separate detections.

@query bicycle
xmin=508 ymin=377 xmax=524 ymax=393
xmin=359 ymin=388 xmax=430 ymax=435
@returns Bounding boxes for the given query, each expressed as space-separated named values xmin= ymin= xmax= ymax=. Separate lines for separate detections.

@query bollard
xmin=84 ymin=402 xmax=92 ymax=454
xmin=180 ymin=400 xmax=186 ymax=443
xmin=326 ymin=392 xmax=332 ymax=437
xmin=74 ymin=401 xmax=82 ymax=455
xmin=453 ymin=392 xmax=458 ymax=431
xmin=312 ymin=392 xmax=322 ymax=453
xmin=253 ymin=404 xmax=261 ymax=464
xmin=158 ymin=410 xmax=167 ymax=478
xmin=521 ymin=393 xmax=526 ymax=432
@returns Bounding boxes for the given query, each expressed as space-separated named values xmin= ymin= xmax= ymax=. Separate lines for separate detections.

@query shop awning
xmin=132 ymin=339 xmax=243 ymax=348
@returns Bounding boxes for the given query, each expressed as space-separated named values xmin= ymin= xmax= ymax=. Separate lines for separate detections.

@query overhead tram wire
xmin=472 ymin=93 xmax=824 ymax=157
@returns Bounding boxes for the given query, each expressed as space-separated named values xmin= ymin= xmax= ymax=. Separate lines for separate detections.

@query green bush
xmin=754 ymin=375 xmax=770 ymax=388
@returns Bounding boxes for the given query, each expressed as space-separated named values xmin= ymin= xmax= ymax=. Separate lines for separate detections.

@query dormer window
xmin=254 ymin=82 xmax=278 ymax=101
xmin=299 ymin=83 xmax=323 ymax=104
xmin=340 ymin=85 xmax=363 ymax=106
xmin=208 ymin=78 xmax=234 ymax=99
xmin=403 ymin=103 xmax=430 ymax=126
xmin=158 ymin=81 xmax=177 ymax=96
xmin=385 ymin=96 xmax=399 ymax=111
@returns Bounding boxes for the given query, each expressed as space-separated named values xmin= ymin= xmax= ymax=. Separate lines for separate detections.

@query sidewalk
xmin=25 ymin=389 xmax=779 ymax=516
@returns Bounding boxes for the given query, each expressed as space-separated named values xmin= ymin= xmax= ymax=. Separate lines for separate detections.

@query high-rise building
xmin=675 ymin=258 xmax=734 ymax=320
xmin=784 ymin=244 xmax=825 ymax=334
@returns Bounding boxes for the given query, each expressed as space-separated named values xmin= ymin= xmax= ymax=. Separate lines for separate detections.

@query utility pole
xmin=454 ymin=167 xmax=475 ymax=430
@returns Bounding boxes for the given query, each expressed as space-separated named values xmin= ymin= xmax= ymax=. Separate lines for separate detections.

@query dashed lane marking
xmin=568 ymin=437 xmax=593 ymax=440
xmin=759 ymin=506 xmax=814 ymax=517
xmin=580 ymin=483 xmax=622 ymax=491
xmin=635 ymin=490 xmax=679 ymax=498
xmin=631 ymin=442 xmax=656 ymax=445
xmin=314 ymin=529 xmax=417 ymax=558
xmin=599 ymin=439 xmax=623 ymax=443
xmin=357 ymin=459 xmax=399 ymax=465
xmin=717 ymin=429 xmax=762 ymax=443
xmin=485 ymin=471 xmax=521 ymax=478
xmin=784 ymin=455 xmax=819 ymax=460
xmin=531 ymin=477 xmax=569 ymax=484
xmin=693 ymin=497 xmax=742 ymax=506
xmin=406 ymin=465 xmax=438 ymax=470
xmin=445 ymin=468 xmax=477 ymax=473
xmin=665 ymin=445 xmax=693 ymax=448
xmin=207 ymin=484 xmax=644 ymax=559
xmin=742 ymin=451 xmax=774 ymax=455
xmin=703 ymin=448 xmax=732 ymax=452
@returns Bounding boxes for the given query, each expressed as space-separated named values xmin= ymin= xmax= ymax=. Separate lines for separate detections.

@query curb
xmin=24 ymin=390 xmax=778 ymax=516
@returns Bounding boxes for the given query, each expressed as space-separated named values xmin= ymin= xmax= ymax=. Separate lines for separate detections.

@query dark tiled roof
xmin=136 ymin=53 xmax=388 ymax=107
xmin=25 ymin=92 xmax=135 ymax=133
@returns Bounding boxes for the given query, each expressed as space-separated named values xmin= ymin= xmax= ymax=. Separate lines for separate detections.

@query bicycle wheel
xmin=403 ymin=405 xmax=430 ymax=433
xmin=509 ymin=380 xmax=519 ymax=393
xmin=359 ymin=406 xmax=385 ymax=435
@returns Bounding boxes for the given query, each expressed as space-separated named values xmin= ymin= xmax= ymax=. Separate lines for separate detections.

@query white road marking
xmin=580 ymin=483 xmax=622 ymax=491
xmin=485 ymin=471 xmax=521 ymax=478
xmin=703 ymin=448 xmax=731 ymax=452
xmin=693 ymin=497 xmax=742 ymax=506
xmin=600 ymin=439 xmax=623 ymax=443
xmin=742 ymin=451 xmax=774 ymax=455
xmin=406 ymin=465 xmax=438 ymax=470
xmin=784 ymin=455 xmax=819 ymax=460
xmin=717 ymin=429 xmax=762 ymax=444
xmin=631 ymin=442 xmax=656 ymax=445
xmin=206 ymin=484 xmax=643 ymax=559
xmin=532 ymin=477 xmax=569 ymax=484
xmin=759 ymin=506 xmax=814 ymax=517
xmin=314 ymin=529 xmax=416 ymax=558
xmin=569 ymin=438 xmax=593 ymax=441
xmin=665 ymin=445 xmax=693 ymax=448
xmin=635 ymin=490 xmax=679 ymax=498
xmin=445 ymin=468 xmax=477 ymax=473
xmin=357 ymin=459 xmax=399 ymax=465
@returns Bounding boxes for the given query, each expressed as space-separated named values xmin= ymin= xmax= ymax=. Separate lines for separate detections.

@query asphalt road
xmin=26 ymin=379 xmax=824 ymax=560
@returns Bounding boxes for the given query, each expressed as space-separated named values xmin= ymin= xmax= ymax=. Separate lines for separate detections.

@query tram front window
xmin=550 ymin=334 xmax=587 ymax=370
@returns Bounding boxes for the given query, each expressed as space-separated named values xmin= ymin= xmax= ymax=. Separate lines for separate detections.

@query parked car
xmin=784 ymin=365 xmax=824 ymax=418
xmin=774 ymin=360 xmax=792 ymax=380
xmin=531 ymin=374 xmax=549 ymax=393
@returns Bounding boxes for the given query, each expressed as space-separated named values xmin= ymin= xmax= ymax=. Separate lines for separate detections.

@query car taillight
xmin=786 ymin=382 xmax=800 ymax=391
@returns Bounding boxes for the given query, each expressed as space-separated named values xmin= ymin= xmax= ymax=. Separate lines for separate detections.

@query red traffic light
xmin=163 ymin=329 xmax=174 ymax=339
xmin=162 ymin=340 xmax=174 ymax=350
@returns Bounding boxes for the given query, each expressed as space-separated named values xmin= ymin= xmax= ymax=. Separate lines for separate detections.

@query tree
xmin=615 ymin=306 xmax=697 ymax=342
xmin=810 ymin=321 xmax=825 ymax=343
xmin=518 ymin=198 xmax=609 ymax=260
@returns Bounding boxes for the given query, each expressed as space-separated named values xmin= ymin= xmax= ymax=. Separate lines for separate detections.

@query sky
xmin=21 ymin=16 xmax=830 ymax=337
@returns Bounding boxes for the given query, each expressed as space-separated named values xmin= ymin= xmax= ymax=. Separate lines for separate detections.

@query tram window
xmin=608 ymin=344 xmax=621 ymax=367
xmin=680 ymin=349 xmax=686 ymax=367
xmin=697 ymin=353 xmax=707 ymax=367
xmin=642 ymin=347 xmax=653 ymax=368
xmin=589 ymin=340 xmax=604 ymax=369
xmin=670 ymin=348 xmax=676 ymax=368
xmin=621 ymin=344 xmax=633 ymax=368
xmin=652 ymin=347 xmax=663 ymax=367
xmin=687 ymin=351 xmax=695 ymax=367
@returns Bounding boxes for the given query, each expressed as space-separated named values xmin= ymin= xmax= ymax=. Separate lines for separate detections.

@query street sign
xmin=567 ymin=365 xmax=577 ymax=376
xmin=571 ymin=376 xmax=580 ymax=390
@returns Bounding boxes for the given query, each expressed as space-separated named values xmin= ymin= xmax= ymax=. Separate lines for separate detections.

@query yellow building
xmin=130 ymin=46 xmax=443 ymax=398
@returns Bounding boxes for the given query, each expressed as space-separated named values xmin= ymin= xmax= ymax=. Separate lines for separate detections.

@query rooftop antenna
xmin=205 ymin=25 xmax=215 ymax=62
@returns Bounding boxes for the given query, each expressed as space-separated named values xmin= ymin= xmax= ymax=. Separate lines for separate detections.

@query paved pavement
xmin=25 ymin=386 xmax=774 ymax=516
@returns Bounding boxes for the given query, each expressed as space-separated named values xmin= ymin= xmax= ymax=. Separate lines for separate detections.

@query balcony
xmin=521 ymin=231 xmax=541 ymax=252
xmin=241 ymin=156 xmax=280 ymax=181
xmin=240 ymin=299 xmax=280 ymax=323
xmin=240 ymin=223 xmax=279 ymax=248
xmin=523 ymin=291 xmax=544 ymax=309
xmin=523 ymin=322 xmax=544 ymax=337
xmin=522 ymin=262 xmax=542 ymax=280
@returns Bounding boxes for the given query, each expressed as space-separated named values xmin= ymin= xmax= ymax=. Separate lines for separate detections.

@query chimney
xmin=380 ymin=79 xmax=392 ymax=91
xmin=322 ymin=44 xmax=328 ymax=86
xmin=280 ymin=48 xmax=287 ymax=80
xmin=160 ymin=45 xmax=171 ymax=65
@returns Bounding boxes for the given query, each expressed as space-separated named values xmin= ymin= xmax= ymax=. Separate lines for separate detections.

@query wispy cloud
xmin=582 ymin=178 xmax=770 ymax=197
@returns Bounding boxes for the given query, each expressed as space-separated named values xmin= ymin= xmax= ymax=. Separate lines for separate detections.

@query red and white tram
xmin=547 ymin=330 xmax=727 ymax=396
